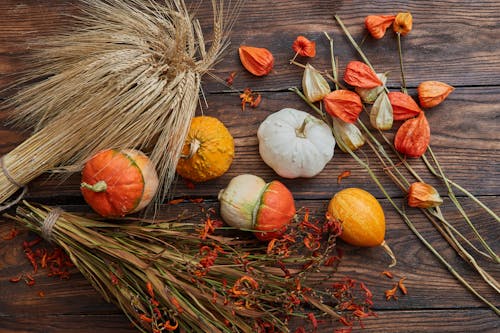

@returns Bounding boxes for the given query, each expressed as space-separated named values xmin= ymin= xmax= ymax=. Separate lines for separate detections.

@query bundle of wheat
xmin=0 ymin=0 xmax=239 ymax=206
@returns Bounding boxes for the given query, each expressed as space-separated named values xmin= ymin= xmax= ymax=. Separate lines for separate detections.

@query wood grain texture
xmin=0 ymin=0 xmax=499 ymax=332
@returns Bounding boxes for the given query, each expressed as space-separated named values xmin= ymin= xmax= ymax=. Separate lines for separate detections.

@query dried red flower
xmin=388 ymin=91 xmax=423 ymax=120
xmin=417 ymin=81 xmax=454 ymax=108
xmin=344 ymin=61 xmax=383 ymax=89
xmin=394 ymin=111 xmax=430 ymax=158
xmin=393 ymin=12 xmax=413 ymax=36
xmin=240 ymin=88 xmax=262 ymax=110
xmin=292 ymin=35 xmax=316 ymax=57
xmin=324 ymin=90 xmax=363 ymax=123
xmin=365 ymin=15 xmax=396 ymax=39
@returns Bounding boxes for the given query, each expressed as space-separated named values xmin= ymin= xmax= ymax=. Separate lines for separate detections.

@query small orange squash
xmin=218 ymin=174 xmax=296 ymax=241
xmin=176 ymin=116 xmax=234 ymax=182
xmin=81 ymin=149 xmax=159 ymax=217
xmin=327 ymin=187 xmax=396 ymax=266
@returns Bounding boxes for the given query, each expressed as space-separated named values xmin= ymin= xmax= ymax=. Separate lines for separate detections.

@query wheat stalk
xmin=0 ymin=0 xmax=240 ymax=206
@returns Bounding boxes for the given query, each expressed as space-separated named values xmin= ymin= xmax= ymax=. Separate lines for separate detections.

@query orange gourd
xmin=176 ymin=116 xmax=234 ymax=182
xmin=81 ymin=149 xmax=159 ymax=217
xmin=327 ymin=188 xmax=396 ymax=267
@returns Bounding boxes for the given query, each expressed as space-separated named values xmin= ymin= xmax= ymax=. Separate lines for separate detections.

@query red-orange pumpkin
xmin=254 ymin=180 xmax=296 ymax=240
xmin=81 ymin=149 xmax=159 ymax=217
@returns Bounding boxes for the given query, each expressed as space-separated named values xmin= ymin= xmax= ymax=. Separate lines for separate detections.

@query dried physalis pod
xmin=238 ymin=45 xmax=274 ymax=76
xmin=344 ymin=61 xmax=383 ymax=89
xmin=417 ymin=81 xmax=454 ymax=108
xmin=408 ymin=182 xmax=443 ymax=208
xmin=331 ymin=117 xmax=366 ymax=152
xmin=394 ymin=112 xmax=430 ymax=158
xmin=365 ymin=15 xmax=396 ymax=39
xmin=393 ymin=12 xmax=413 ymax=36
xmin=324 ymin=89 xmax=363 ymax=123
xmin=302 ymin=64 xmax=330 ymax=102
xmin=370 ymin=91 xmax=393 ymax=130
xmin=388 ymin=91 xmax=422 ymax=120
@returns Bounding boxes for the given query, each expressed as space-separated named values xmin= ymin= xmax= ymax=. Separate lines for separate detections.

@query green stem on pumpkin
xmin=81 ymin=180 xmax=107 ymax=192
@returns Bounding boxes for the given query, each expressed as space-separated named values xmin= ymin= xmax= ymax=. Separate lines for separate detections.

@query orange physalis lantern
xmin=365 ymin=15 xmax=396 ymax=39
xmin=393 ymin=12 xmax=413 ymax=36
xmin=238 ymin=46 xmax=274 ymax=76
xmin=388 ymin=91 xmax=422 ymax=120
xmin=394 ymin=112 xmax=430 ymax=158
xmin=324 ymin=90 xmax=363 ymax=123
xmin=417 ymin=81 xmax=454 ymax=108
xmin=408 ymin=182 xmax=443 ymax=208
xmin=292 ymin=35 xmax=316 ymax=57
xmin=344 ymin=61 xmax=383 ymax=89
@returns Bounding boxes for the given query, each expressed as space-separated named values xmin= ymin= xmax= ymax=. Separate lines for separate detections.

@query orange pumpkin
xmin=176 ymin=116 xmax=234 ymax=182
xmin=327 ymin=187 xmax=396 ymax=266
xmin=254 ymin=180 xmax=296 ymax=240
xmin=81 ymin=149 xmax=159 ymax=217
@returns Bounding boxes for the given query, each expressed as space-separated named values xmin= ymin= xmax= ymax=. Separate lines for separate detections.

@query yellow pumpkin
xmin=176 ymin=116 xmax=234 ymax=182
xmin=327 ymin=187 xmax=396 ymax=267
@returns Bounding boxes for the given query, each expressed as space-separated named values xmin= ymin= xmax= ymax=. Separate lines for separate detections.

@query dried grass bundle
xmin=6 ymin=202 xmax=373 ymax=332
xmin=0 ymin=0 xmax=239 ymax=205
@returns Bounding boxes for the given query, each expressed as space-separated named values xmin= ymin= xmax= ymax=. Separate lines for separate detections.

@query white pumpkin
xmin=257 ymin=108 xmax=336 ymax=178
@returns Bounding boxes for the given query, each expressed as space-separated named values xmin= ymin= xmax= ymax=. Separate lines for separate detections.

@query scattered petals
xmin=381 ymin=270 xmax=394 ymax=279
xmin=384 ymin=283 xmax=399 ymax=301
xmin=398 ymin=277 xmax=408 ymax=295
xmin=226 ymin=71 xmax=237 ymax=86
xmin=337 ymin=170 xmax=351 ymax=184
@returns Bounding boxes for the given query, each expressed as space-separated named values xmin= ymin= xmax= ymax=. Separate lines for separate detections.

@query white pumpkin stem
xmin=295 ymin=117 xmax=311 ymax=138
xmin=381 ymin=240 xmax=397 ymax=267
xmin=81 ymin=180 xmax=107 ymax=192
xmin=182 ymin=138 xmax=201 ymax=159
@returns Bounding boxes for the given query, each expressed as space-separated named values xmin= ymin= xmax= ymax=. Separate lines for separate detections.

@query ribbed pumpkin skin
xmin=327 ymin=188 xmax=385 ymax=247
xmin=81 ymin=149 xmax=158 ymax=217
xmin=254 ymin=180 xmax=296 ymax=240
xmin=176 ymin=116 xmax=234 ymax=182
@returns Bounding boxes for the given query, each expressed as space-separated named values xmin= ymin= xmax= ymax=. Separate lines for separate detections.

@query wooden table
xmin=0 ymin=1 xmax=499 ymax=332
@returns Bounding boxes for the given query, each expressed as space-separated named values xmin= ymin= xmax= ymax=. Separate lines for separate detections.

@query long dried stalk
xmin=0 ymin=0 xmax=240 ymax=205
xmin=6 ymin=202 xmax=372 ymax=333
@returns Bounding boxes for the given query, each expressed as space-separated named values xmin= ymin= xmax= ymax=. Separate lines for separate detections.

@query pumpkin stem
xmin=381 ymin=240 xmax=397 ymax=267
xmin=182 ymin=138 xmax=201 ymax=159
xmin=295 ymin=117 xmax=311 ymax=138
xmin=81 ymin=180 xmax=108 ymax=192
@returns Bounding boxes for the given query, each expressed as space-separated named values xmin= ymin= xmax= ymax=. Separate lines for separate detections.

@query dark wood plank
xmin=0 ymin=86 xmax=498 ymax=202
xmin=1 ymin=0 xmax=499 ymax=90
xmin=1 ymin=198 xmax=498 ymax=314
xmin=0 ymin=309 xmax=498 ymax=333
